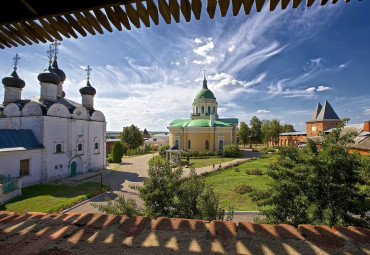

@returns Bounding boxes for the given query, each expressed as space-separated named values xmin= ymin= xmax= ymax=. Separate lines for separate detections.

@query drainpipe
xmin=182 ymin=127 xmax=184 ymax=150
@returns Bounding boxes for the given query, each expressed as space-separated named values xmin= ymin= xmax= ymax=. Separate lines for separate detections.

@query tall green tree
xmin=250 ymin=116 xmax=262 ymax=146
xmin=119 ymin=124 xmax=144 ymax=150
xmin=112 ymin=141 xmax=124 ymax=163
xmin=270 ymin=119 xmax=281 ymax=147
xmin=261 ymin=120 xmax=272 ymax=146
xmin=238 ymin=122 xmax=250 ymax=148
xmin=281 ymin=124 xmax=295 ymax=133
xmin=252 ymin=119 xmax=369 ymax=227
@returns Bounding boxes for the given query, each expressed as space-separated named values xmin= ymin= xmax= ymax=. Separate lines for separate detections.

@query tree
xmin=261 ymin=120 xmax=272 ymax=146
xmin=92 ymin=195 xmax=142 ymax=217
xmin=270 ymin=119 xmax=281 ymax=147
xmin=250 ymin=116 xmax=262 ymax=146
xmin=238 ymin=122 xmax=250 ymax=148
xmin=281 ymin=124 xmax=295 ymax=133
xmin=252 ymin=119 xmax=370 ymax=227
xmin=112 ymin=141 xmax=124 ymax=163
xmin=119 ymin=124 xmax=144 ymax=150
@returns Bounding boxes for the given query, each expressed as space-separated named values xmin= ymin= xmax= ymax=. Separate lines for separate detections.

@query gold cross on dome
xmin=85 ymin=65 xmax=92 ymax=80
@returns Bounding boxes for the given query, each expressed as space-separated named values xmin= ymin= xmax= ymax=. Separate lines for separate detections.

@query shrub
xmin=259 ymin=147 xmax=276 ymax=153
xmin=245 ymin=169 xmax=263 ymax=175
xmin=234 ymin=184 xmax=253 ymax=194
xmin=92 ymin=195 xmax=142 ymax=217
xmin=107 ymin=157 xmax=113 ymax=163
xmin=112 ymin=141 xmax=124 ymax=163
xmin=234 ymin=167 xmax=240 ymax=172
xmin=259 ymin=154 xmax=274 ymax=159
xmin=159 ymin=144 xmax=170 ymax=157
xmin=222 ymin=144 xmax=242 ymax=157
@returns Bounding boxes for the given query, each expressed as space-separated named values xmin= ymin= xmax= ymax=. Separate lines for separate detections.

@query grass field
xmin=188 ymin=157 xmax=239 ymax=168
xmin=200 ymin=154 xmax=276 ymax=211
xmin=0 ymin=182 xmax=107 ymax=213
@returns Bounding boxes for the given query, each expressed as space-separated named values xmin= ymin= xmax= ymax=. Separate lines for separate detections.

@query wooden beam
xmin=207 ymin=0 xmax=217 ymax=19
xmin=93 ymin=9 xmax=113 ymax=32
xmin=181 ymin=0 xmax=191 ymax=22
xmin=0 ymin=43 xmax=5 ymax=49
xmin=82 ymin=11 xmax=104 ymax=34
xmin=15 ymin=22 xmax=41 ymax=43
xmin=331 ymin=0 xmax=338 ymax=3
xmin=73 ymin=12 xmax=96 ymax=35
xmin=0 ymin=26 xmax=26 ymax=46
xmin=104 ymin=7 xmax=122 ymax=31
xmin=270 ymin=0 xmax=279 ymax=10
xmin=219 ymin=0 xmax=230 ymax=17
xmin=38 ymin=19 xmax=64 ymax=40
xmin=242 ymin=0 xmax=254 ymax=14
xmin=46 ymin=17 xmax=72 ymax=38
xmin=255 ymin=0 xmax=266 ymax=12
xmin=64 ymin=14 xmax=88 ymax=36
xmin=306 ymin=0 xmax=315 ymax=7
xmin=22 ymin=22 xmax=48 ymax=43
xmin=169 ymin=0 xmax=180 ymax=23
xmin=28 ymin=20 xmax=54 ymax=42
xmin=232 ymin=0 xmax=243 ymax=16
xmin=192 ymin=0 xmax=202 ymax=20
xmin=0 ymin=31 xmax=17 ymax=47
xmin=112 ymin=5 xmax=131 ymax=30
xmin=320 ymin=0 xmax=328 ymax=5
xmin=125 ymin=3 xmax=141 ymax=28
xmin=292 ymin=0 xmax=303 ymax=8
xmin=55 ymin=16 xmax=79 ymax=38
xmin=281 ymin=0 xmax=290 ymax=9
xmin=146 ymin=0 xmax=159 ymax=25
xmin=136 ymin=2 xmax=151 ymax=27
xmin=4 ymin=24 xmax=33 ymax=45
xmin=159 ymin=0 xmax=172 ymax=24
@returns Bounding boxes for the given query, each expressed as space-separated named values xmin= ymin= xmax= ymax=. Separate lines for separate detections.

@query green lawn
xmin=0 ymin=182 xmax=107 ymax=213
xmin=187 ymin=157 xmax=239 ymax=168
xmin=200 ymin=154 xmax=276 ymax=211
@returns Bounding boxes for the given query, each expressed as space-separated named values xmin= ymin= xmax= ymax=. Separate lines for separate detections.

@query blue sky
xmin=0 ymin=1 xmax=369 ymax=132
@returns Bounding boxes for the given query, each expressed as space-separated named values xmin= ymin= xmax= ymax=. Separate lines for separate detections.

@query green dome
xmin=195 ymin=88 xmax=216 ymax=100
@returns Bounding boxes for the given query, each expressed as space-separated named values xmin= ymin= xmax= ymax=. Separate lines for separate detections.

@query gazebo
xmin=165 ymin=145 xmax=181 ymax=163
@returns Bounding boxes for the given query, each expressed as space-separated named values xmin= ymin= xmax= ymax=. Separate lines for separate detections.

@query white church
xmin=0 ymin=42 xmax=106 ymax=187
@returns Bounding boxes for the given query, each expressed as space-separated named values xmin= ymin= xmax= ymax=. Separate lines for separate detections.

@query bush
xmin=112 ymin=141 xmax=124 ymax=163
xmin=234 ymin=167 xmax=240 ymax=172
xmin=245 ymin=169 xmax=263 ymax=175
xmin=159 ymin=144 xmax=170 ymax=157
xmin=259 ymin=154 xmax=274 ymax=159
xmin=107 ymin=157 xmax=113 ymax=163
xmin=222 ymin=144 xmax=242 ymax=157
xmin=92 ymin=195 xmax=142 ymax=217
xmin=259 ymin=147 xmax=276 ymax=153
xmin=234 ymin=184 xmax=253 ymax=194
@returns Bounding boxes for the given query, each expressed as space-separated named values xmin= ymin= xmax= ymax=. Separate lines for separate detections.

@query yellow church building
xmin=168 ymin=76 xmax=238 ymax=151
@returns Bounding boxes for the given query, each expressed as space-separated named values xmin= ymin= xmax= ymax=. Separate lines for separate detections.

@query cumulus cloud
xmin=194 ymin=38 xmax=202 ymax=44
xmin=316 ymin=85 xmax=331 ymax=91
xmin=256 ymin=110 xmax=270 ymax=113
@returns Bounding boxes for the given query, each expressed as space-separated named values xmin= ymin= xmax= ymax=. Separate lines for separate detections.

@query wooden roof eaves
xmin=93 ymin=9 xmax=114 ymax=32
xmin=104 ymin=7 xmax=123 ymax=31
xmin=0 ymin=26 xmax=26 ymax=46
xmin=38 ymin=19 xmax=64 ymax=41
xmin=64 ymin=14 xmax=88 ymax=37
xmin=112 ymin=5 xmax=132 ymax=30
xmin=73 ymin=12 xmax=97 ymax=35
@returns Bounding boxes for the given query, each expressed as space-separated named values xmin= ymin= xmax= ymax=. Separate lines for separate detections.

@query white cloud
xmin=339 ymin=64 xmax=346 ymax=68
xmin=316 ymin=85 xmax=331 ymax=91
xmin=256 ymin=110 xmax=270 ymax=113
xmin=364 ymin=109 xmax=370 ymax=115
xmin=305 ymin=87 xmax=316 ymax=92
xmin=193 ymin=41 xmax=214 ymax=57
xmin=194 ymin=38 xmax=202 ymax=44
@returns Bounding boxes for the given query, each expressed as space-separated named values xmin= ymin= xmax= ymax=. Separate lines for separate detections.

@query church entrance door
xmin=71 ymin=161 xmax=77 ymax=177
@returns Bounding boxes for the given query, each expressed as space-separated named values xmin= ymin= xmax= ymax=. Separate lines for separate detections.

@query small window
xmin=20 ymin=159 xmax=30 ymax=176
xmin=188 ymin=140 xmax=191 ymax=150
xmin=205 ymin=140 xmax=209 ymax=150
xmin=56 ymin=144 xmax=62 ymax=153
xmin=201 ymin=106 xmax=204 ymax=113
xmin=196 ymin=107 xmax=198 ymax=114
xmin=312 ymin=126 xmax=316 ymax=132
xmin=55 ymin=165 xmax=58 ymax=170
xmin=95 ymin=143 xmax=99 ymax=150
xmin=208 ymin=106 xmax=210 ymax=113
xmin=78 ymin=143 xmax=83 ymax=151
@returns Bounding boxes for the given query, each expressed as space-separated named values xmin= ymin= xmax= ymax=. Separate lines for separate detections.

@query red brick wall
xmin=364 ymin=121 xmax=370 ymax=132
xmin=306 ymin=121 xmax=341 ymax=137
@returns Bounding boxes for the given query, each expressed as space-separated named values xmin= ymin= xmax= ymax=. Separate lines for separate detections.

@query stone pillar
xmin=3 ymin=86 xmax=22 ymax=105
xmin=82 ymin=94 xmax=94 ymax=109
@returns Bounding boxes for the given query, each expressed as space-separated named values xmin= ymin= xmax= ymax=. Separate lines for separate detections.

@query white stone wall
xmin=82 ymin=94 xmax=94 ymax=109
xmin=0 ymin=149 xmax=43 ymax=187
xmin=3 ymin=87 xmax=21 ymax=105
xmin=40 ymin=82 xmax=58 ymax=102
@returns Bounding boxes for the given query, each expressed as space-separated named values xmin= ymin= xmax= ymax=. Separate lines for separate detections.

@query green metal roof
xmin=169 ymin=119 xmax=233 ymax=127
xmin=194 ymin=88 xmax=216 ymax=100
xmin=218 ymin=118 xmax=238 ymax=124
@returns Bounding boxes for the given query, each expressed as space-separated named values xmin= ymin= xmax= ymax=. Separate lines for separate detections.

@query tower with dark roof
xmin=306 ymin=100 xmax=341 ymax=136
xmin=2 ymin=54 xmax=25 ymax=105
xmin=79 ymin=65 xmax=96 ymax=110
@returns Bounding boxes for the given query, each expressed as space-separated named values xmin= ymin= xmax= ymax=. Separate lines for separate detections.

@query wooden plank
xmin=242 ymin=0 xmax=254 ymax=14
xmin=292 ymin=0 xmax=303 ymax=8
xmin=146 ymin=0 xmax=159 ymax=25
xmin=55 ymin=16 xmax=79 ymax=38
xmin=46 ymin=17 xmax=72 ymax=38
xmin=21 ymin=22 xmax=48 ymax=43
xmin=219 ymin=0 xmax=230 ymax=17
xmin=73 ymin=12 xmax=96 ymax=35
xmin=0 ymin=26 xmax=25 ymax=46
xmin=207 ymin=0 xmax=217 ymax=19
xmin=38 ymin=18 xmax=64 ymax=40
xmin=13 ymin=23 xmax=40 ymax=44
xmin=4 ymin=24 xmax=33 ymax=45
xmin=0 ymin=43 xmax=5 ymax=49
xmin=181 ymin=0 xmax=192 ymax=22
xmin=255 ymin=0 xmax=266 ymax=11
xmin=169 ymin=0 xmax=180 ymax=23
xmin=232 ymin=0 xmax=243 ymax=15
xmin=192 ymin=0 xmax=202 ymax=20
xmin=82 ymin=11 xmax=104 ymax=34
xmin=136 ymin=2 xmax=151 ymax=27
xmin=281 ymin=0 xmax=290 ymax=9
xmin=0 ymin=31 xmax=17 ymax=47
xmin=306 ymin=0 xmax=315 ymax=7
xmin=270 ymin=0 xmax=279 ymax=10
xmin=64 ymin=14 xmax=88 ymax=37
xmin=104 ymin=7 xmax=122 ymax=31
xmin=93 ymin=9 xmax=113 ymax=32
xmin=320 ymin=0 xmax=328 ymax=5
xmin=158 ymin=0 xmax=172 ymax=24
xmin=113 ymin=5 xmax=131 ymax=30
xmin=331 ymin=0 xmax=338 ymax=3
xmin=28 ymin=20 xmax=54 ymax=42
xmin=125 ymin=3 xmax=141 ymax=28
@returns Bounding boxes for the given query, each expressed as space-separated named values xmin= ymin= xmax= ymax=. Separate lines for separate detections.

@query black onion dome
xmin=62 ymin=91 xmax=66 ymax=98
xmin=38 ymin=66 xmax=61 ymax=85
xmin=2 ymin=70 xmax=25 ymax=89
xmin=52 ymin=60 xmax=66 ymax=82
xmin=79 ymin=80 xmax=96 ymax=95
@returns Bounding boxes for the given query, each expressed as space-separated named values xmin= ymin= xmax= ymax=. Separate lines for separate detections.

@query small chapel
xmin=0 ymin=41 xmax=106 ymax=187
xmin=168 ymin=74 xmax=238 ymax=152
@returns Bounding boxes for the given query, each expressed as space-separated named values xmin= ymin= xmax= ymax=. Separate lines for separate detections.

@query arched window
xmin=94 ymin=137 xmax=100 ymax=153
xmin=54 ymin=138 xmax=64 ymax=153
xmin=207 ymin=106 xmax=210 ymax=113
xmin=56 ymin=144 xmax=62 ymax=153
xmin=188 ymin=140 xmax=191 ymax=150
xmin=201 ymin=106 xmax=204 ymax=114
xmin=196 ymin=107 xmax=198 ymax=114
xmin=77 ymin=138 xmax=84 ymax=154
xmin=205 ymin=140 xmax=209 ymax=150
xmin=219 ymin=140 xmax=224 ymax=150
xmin=78 ymin=143 xmax=83 ymax=151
